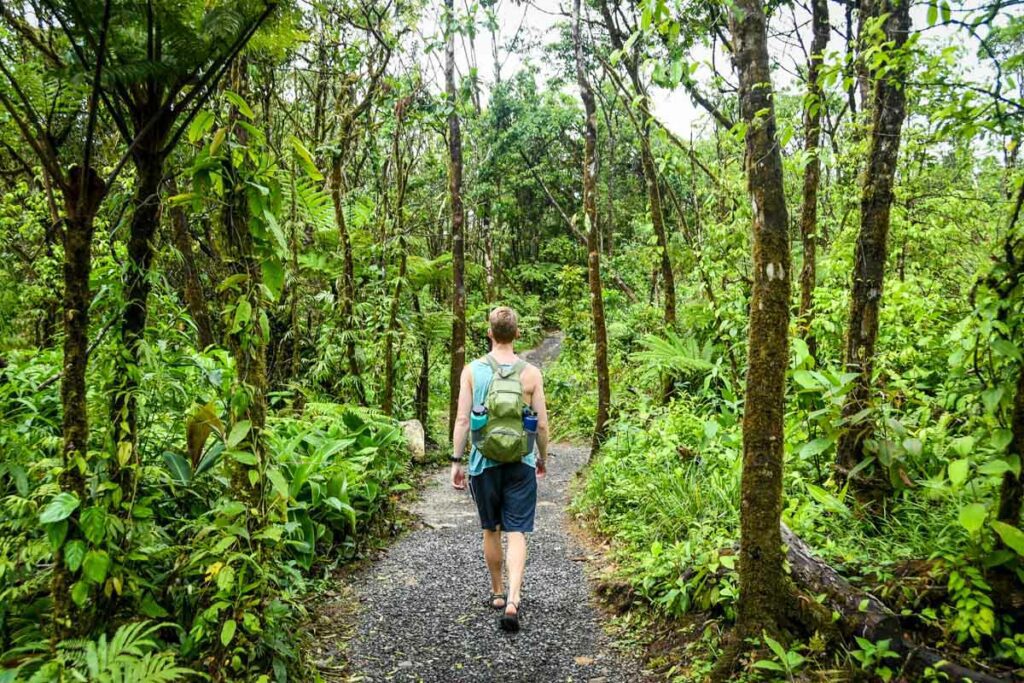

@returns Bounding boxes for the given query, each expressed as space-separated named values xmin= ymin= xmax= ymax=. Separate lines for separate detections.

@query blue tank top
xmin=467 ymin=357 xmax=538 ymax=476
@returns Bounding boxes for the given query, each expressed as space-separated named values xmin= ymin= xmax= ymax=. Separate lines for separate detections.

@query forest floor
xmin=309 ymin=332 xmax=646 ymax=682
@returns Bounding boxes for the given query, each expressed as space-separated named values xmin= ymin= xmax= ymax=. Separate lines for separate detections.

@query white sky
xmin=410 ymin=0 xmax=994 ymax=140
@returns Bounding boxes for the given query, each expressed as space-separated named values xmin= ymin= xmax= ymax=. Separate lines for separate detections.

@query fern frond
xmin=632 ymin=332 xmax=715 ymax=378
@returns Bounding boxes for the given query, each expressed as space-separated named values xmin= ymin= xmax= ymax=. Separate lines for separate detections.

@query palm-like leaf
xmin=632 ymin=331 xmax=715 ymax=379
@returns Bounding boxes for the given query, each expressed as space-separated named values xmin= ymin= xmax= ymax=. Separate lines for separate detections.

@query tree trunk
xmin=412 ymin=292 xmax=431 ymax=440
xmin=445 ymin=0 xmax=466 ymax=441
xmin=110 ymin=137 xmax=166 ymax=482
xmin=597 ymin=0 xmax=675 ymax=326
xmin=483 ymin=213 xmax=495 ymax=302
xmin=221 ymin=144 xmax=267 ymax=510
xmin=329 ymin=156 xmax=366 ymax=405
xmin=167 ymin=176 xmax=216 ymax=349
xmin=835 ymin=0 xmax=911 ymax=486
xmin=856 ymin=0 xmax=879 ymax=114
xmin=640 ymin=141 xmax=676 ymax=326
xmin=998 ymin=334 xmax=1024 ymax=524
xmin=730 ymin=0 xmax=792 ymax=639
xmin=52 ymin=165 xmax=105 ymax=640
xmin=574 ymin=0 xmax=611 ymax=455
xmin=382 ymin=239 xmax=407 ymax=416
xmin=797 ymin=0 xmax=829 ymax=362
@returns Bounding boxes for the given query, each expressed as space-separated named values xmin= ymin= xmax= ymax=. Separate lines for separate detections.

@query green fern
xmin=9 ymin=621 xmax=193 ymax=682
xmin=632 ymin=332 xmax=716 ymax=379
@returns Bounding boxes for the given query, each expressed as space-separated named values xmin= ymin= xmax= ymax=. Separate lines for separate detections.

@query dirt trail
xmin=313 ymin=332 xmax=643 ymax=682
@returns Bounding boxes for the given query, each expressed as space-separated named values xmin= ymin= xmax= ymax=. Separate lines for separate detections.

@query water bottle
xmin=522 ymin=407 xmax=538 ymax=455
xmin=471 ymin=405 xmax=488 ymax=445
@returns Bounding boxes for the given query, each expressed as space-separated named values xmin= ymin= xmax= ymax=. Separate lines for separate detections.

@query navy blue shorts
xmin=468 ymin=462 xmax=537 ymax=532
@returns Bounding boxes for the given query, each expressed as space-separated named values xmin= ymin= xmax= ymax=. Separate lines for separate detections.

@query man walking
xmin=450 ymin=306 xmax=549 ymax=632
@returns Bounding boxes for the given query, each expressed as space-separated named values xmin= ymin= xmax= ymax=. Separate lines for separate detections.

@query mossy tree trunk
xmin=574 ymin=0 xmax=610 ymax=455
xmin=797 ymin=0 xmax=829 ymax=361
xmin=730 ymin=0 xmax=792 ymax=639
xmin=445 ymin=0 xmax=466 ymax=440
xmin=168 ymin=176 xmax=216 ymax=349
xmin=329 ymin=152 xmax=367 ymax=405
xmin=598 ymin=0 xmax=676 ymax=328
xmin=997 ymin=183 xmax=1024 ymax=525
xmin=53 ymin=165 xmax=106 ymax=640
xmin=835 ymin=0 xmax=911 ymax=489
xmin=110 ymin=120 xmax=171 ymax=483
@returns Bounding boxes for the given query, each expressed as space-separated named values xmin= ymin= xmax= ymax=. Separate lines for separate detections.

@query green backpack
xmin=477 ymin=355 xmax=529 ymax=463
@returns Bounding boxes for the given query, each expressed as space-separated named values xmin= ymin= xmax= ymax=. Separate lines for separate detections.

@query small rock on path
xmin=333 ymin=333 xmax=643 ymax=682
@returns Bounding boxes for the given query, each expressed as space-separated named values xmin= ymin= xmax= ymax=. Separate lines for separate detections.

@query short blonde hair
xmin=488 ymin=306 xmax=519 ymax=343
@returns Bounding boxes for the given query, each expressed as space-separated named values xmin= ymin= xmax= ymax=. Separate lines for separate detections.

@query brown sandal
xmin=487 ymin=593 xmax=506 ymax=610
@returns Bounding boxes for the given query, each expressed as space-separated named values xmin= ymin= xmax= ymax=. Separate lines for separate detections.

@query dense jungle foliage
xmin=1 ymin=0 xmax=1023 ymax=680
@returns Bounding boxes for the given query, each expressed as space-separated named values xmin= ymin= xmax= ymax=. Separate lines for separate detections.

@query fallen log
xmin=901 ymin=647 xmax=1011 ymax=683
xmin=781 ymin=524 xmax=1011 ymax=683
xmin=782 ymin=523 xmax=902 ymax=644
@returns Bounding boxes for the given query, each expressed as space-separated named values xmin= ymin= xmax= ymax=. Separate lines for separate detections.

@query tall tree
xmin=598 ymin=0 xmax=676 ymax=328
xmin=326 ymin=15 xmax=392 ymax=405
xmin=835 ymin=0 xmax=912 ymax=489
xmin=729 ymin=0 xmax=792 ymax=644
xmin=797 ymin=0 xmax=830 ymax=360
xmin=0 ymin=3 xmax=112 ymax=637
xmin=72 ymin=0 xmax=277 ymax=480
xmin=573 ymin=0 xmax=611 ymax=454
xmin=446 ymin=0 xmax=467 ymax=439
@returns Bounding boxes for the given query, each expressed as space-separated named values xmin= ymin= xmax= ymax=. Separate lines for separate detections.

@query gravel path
xmin=335 ymin=333 xmax=643 ymax=682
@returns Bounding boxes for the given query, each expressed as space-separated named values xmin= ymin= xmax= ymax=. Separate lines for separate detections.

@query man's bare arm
xmin=531 ymin=369 xmax=550 ymax=465
xmin=452 ymin=365 xmax=474 ymax=460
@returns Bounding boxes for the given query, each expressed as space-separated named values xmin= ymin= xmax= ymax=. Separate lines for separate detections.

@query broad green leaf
xmin=267 ymin=468 xmax=289 ymax=500
xmin=806 ymin=483 xmax=850 ymax=516
xmin=224 ymin=91 xmax=255 ymax=119
xmin=792 ymin=369 xmax=817 ymax=389
xmin=140 ymin=592 xmax=170 ymax=618
xmin=64 ymin=540 xmax=86 ymax=572
xmin=188 ymin=110 xmax=215 ymax=143
xmin=221 ymin=619 xmax=237 ymax=647
xmin=799 ymin=438 xmax=832 ymax=459
xmin=227 ymin=420 xmax=252 ymax=449
xmin=288 ymin=134 xmax=323 ymax=180
xmin=82 ymin=550 xmax=111 ymax=584
xmin=40 ymin=492 xmax=79 ymax=524
xmin=948 ymin=458 xmax=970 ymax=487
xmin=262 ymin=258 xmax=285 ymax=302
xmin=71 ymin=581 xmax=89 ymax=607
xmin=992 ymin=521 xmax=1024 ymax=555
xmin=80 ymin=507 xmax=106 ymax=545
xmin=991 ymin=429 xmax=1013 ymax=452
xmin=992 ymin=339 xmax=1022 ymax=362
xmin=210 ymin=127 xmax=227 ymax=155
xmin=958 ymin=503 xmax=986 ymax=534
xmin=232 ymin=298 xmax=252 ymax=333
xmin=162 ymin=450 xmax=193 ymax=485
xmin=216 ymin=565 xmax=235 ymax=592
xmin=46 ymin=520 xmax=67 ymax=551
xmin=982 ymin=387 xmax=1004 ymax=415
xmin=978 ymin=459 xmax=1012 ymax=477
xmin=902 ymin=438 xmax=923 ymax=458
xmin=229 ymin=450 xmax=258 ymax=465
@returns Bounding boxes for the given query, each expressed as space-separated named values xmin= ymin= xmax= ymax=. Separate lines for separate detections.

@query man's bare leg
xmin=505 ymin=531 xmax=527 ymax=615
xmin=483 ymin=529 xmax=505 ymax=606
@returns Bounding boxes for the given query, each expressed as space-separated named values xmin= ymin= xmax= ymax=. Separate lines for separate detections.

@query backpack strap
xmin=483 ymin=354 xmax=527 ymax=379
